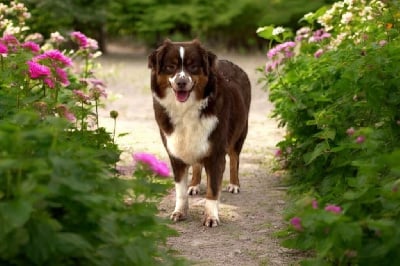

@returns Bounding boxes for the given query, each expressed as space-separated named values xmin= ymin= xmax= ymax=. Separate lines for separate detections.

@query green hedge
xmin=258 ymin=0 xmax=400 ymax=264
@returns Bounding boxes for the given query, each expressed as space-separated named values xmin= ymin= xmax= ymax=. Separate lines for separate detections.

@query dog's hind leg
xmin=228 ymin=123 xmax=248 ymax=194
xmin=188 ymin=163 xmax=202 ymax=195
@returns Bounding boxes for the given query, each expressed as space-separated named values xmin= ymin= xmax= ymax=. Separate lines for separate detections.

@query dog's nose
xmin=176 ymin=78 xmax=187 ymax=89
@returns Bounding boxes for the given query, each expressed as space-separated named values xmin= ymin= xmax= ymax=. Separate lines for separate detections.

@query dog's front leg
xmin=170 ymin=157 xmax=189 ymax=222
xmin=203 ymin=155 xmax=225 ymax=227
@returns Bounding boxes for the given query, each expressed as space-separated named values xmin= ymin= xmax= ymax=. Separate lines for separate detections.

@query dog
xmin=148 ymin=39 xmax=251 ymax=227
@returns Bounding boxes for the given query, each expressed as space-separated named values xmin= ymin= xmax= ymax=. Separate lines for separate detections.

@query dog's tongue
xmin=175 ymin=90 xmax=190 ymax=102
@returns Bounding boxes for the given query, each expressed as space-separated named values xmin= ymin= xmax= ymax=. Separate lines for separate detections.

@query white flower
xmin=341 ymin=12 xmax=353 ymax=24
xmin=272 ymin=26 xmax=285 ymax=36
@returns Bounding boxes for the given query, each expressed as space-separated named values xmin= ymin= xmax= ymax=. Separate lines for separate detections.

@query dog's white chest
xmin=155 ymin=93 xmax=218 ymax=164
xmin=166 ymin=112 xmax=218 ymax=164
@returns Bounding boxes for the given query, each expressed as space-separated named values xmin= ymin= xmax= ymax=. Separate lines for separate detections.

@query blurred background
xmin=17 ymin=0 xmax=335 ymax=53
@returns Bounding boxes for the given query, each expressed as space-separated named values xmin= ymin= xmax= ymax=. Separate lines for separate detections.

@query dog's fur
xmin=148 ymin=39 xmax=251 ymax=227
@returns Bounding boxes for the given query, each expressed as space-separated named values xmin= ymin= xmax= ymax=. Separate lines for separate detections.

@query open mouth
xmin=174 ymin=89 xmax=192 ymax=102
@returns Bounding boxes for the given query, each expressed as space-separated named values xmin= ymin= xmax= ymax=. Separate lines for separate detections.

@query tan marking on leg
xmin=228 ymin=150 xmax=240 ymax=194
xmin=188 ymin=163 xmax=202 ymax=195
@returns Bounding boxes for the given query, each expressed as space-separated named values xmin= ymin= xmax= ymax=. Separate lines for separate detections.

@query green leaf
xmin=0 ymin=200 xmax=32 ymax=235
xmin=256 ymin=25 xmax=275 ymax=40
xmin=313 ymin=129 xmax=336 ymax=141
xmin=303 ymin=142 xmax=329 ymax=165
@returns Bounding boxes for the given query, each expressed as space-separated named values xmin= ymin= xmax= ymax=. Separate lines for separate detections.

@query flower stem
xmin=81 ymin=101 xmax=84 ymax=131
xmin=95 ymin=99 xmax=99 ymax=129
xmin=112 ymin=117 xmax=116 ymax=144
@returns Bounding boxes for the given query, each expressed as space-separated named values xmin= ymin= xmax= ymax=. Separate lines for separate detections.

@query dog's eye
xmin=188 ymin=65 xmax=200 ymax=73
xmin=164 ymin=65 xmax=176 ymax=73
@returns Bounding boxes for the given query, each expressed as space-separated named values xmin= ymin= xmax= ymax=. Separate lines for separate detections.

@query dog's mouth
xmin=174 ymin=89 xmax=192 ymax=102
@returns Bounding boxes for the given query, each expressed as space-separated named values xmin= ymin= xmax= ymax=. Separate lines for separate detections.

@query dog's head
xmin=148 ymin=39 xmax=217 ymax=103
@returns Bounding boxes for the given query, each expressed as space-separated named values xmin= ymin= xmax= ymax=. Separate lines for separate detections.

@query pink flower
xmin=274 ymin=149 xmax=282 ymax=157
xmin=325 ymin=204 xmax=342 ymax=214
xmin=44 ymin=77 xmax=55 ymax=88
xmin=356 ymin=135 xmax=365 ymax=144
xmin=309 ymin=29 xmax=331 ymax=42
xmin=22 ymin=41 xmax=40 ymax=53
xmin=55 ymin=67 xmax=70 ymax=86
xmin=312 ymin=199 xmax=318 ymax=209
xmin=34 ymin=49 xmax=72 ymax=67
xmin=73 ymin=90 xmax=90 ymax=102
xmin=133 ymin=152 xmax=171 ymax=177
xmin=56 ymin=104 xmax=76 ymax=122
xmin=0 ymin=42 xmax=8 ymax=55
xmin=379 ymin=40 xmax=388 ymax=47
xmin=346 ymin=127 xmax=355 ymax=136
xmin=290 ymin=217 xmax=303 ymax=231
xmin=89 ymin=86 xmax=107 ymax=100
xmin=2 ymin=34 xmax=19 ymax=50
xmin=314 ymin=49 xmax=324 ymax=58
xmin=50 ymin=32 xmax=65 ymax=45
xmin=27 ymin=60 xmax=51 ymax=79
xmin=71 ymin=31 xmax=88 ymax=48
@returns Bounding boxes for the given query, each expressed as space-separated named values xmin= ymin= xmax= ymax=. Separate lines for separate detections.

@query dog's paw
xmin=203 ymin=215 xmax=220 ymax=227
xmin=187 ymin=185 xmax=200 ymax=195
xmin=170 ymin=211 xmax=187 ymax=222
xmin=227 ymin=184 xmax=240 ymax=194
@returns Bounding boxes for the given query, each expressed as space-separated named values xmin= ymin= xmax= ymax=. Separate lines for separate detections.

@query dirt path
xmin=97 ymin=45 xmax=300 ymax=265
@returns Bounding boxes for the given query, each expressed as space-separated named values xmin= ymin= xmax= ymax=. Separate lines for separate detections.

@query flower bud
xmin=110 ymin=110 xmax=119 ymax=119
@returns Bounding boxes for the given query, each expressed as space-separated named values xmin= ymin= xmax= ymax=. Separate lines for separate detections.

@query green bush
xmin=258 ymin=0 xmax=400 ymax=264
xmin=0 ymin=3 xmax=183 ymax=265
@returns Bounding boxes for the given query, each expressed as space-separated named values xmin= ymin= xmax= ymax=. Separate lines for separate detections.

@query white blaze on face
xmin=178 ymin=46 xmax=185 ymax=78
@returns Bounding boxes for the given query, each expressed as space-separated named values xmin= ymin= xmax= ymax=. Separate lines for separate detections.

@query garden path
xmin=98 ymin=44 xmax=301 ymax=265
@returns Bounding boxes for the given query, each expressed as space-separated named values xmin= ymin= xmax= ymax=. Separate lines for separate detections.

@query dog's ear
xmin=202 ymin=49 xmax=217 ymax=76
xmin=148 ymin=39 xmax=172 ymax=72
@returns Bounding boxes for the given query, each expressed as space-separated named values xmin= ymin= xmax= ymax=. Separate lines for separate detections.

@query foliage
xmin=0 ymin=3 xmax=184 ymax=265
xmin=258 ymin=0 xmax=400 ymax=265
xmin=16 ymin=0 xmax=331 ymax=49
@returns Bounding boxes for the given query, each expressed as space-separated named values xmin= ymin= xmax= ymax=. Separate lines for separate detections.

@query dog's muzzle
xmin=169 ymin=71 xmax=194 ymax=102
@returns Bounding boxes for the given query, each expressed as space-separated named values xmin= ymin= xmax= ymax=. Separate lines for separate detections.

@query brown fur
xmin=148 ymin=39 xmax=251 ymax=226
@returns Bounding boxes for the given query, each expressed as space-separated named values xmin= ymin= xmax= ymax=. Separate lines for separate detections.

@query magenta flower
xmin=290 ymin=217 xmax=303 ymax=231
xmin=55 ymin=67 xmax=70 ymax=86
xmin=22 ymin=41 xmax=40 ymax=53
xmin=356 ymin=135 xmax=366 ymax=144
xmin=71 ymin=31 xmax=88 ymax=48
xmin=274 ymin=149 xmax=282 ymax=157
xmin=0 ymin=42 xmax=8 ymax=55
xmin=133 ymin=152 xmax=171 ymax=177
xmin=44 ymin=77 xmax=55 ymax=88
xmin=27 ymin=60 xmax=51 ymax=79
xmin=325 ymin=204 xmax=342 ymax=214
xmin=34 ymin=49 xmax=72 ymax=67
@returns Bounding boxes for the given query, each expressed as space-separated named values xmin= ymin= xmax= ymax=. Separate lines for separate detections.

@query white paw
xmin=203 ymin=215 xmax=220 ymax=227
xmin=227 ymin=184 xmax=240 ymax=194
xmin=170 ymin=211 xmax=187 ymax=222
xmin=203 ymin=199 xmax=220 ymax=227
xmin=187 ymin=185 xmax=200 ymax=195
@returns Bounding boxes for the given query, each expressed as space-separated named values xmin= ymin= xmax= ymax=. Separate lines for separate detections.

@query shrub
xmin=0 ymin=2 xmax=183 ymax=265
xmin=258 ymin=0 xmax=400 ymax=265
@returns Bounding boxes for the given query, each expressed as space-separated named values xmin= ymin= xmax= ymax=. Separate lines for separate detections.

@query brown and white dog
xmin=148 ymin=39 xmax=251 ymax=227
